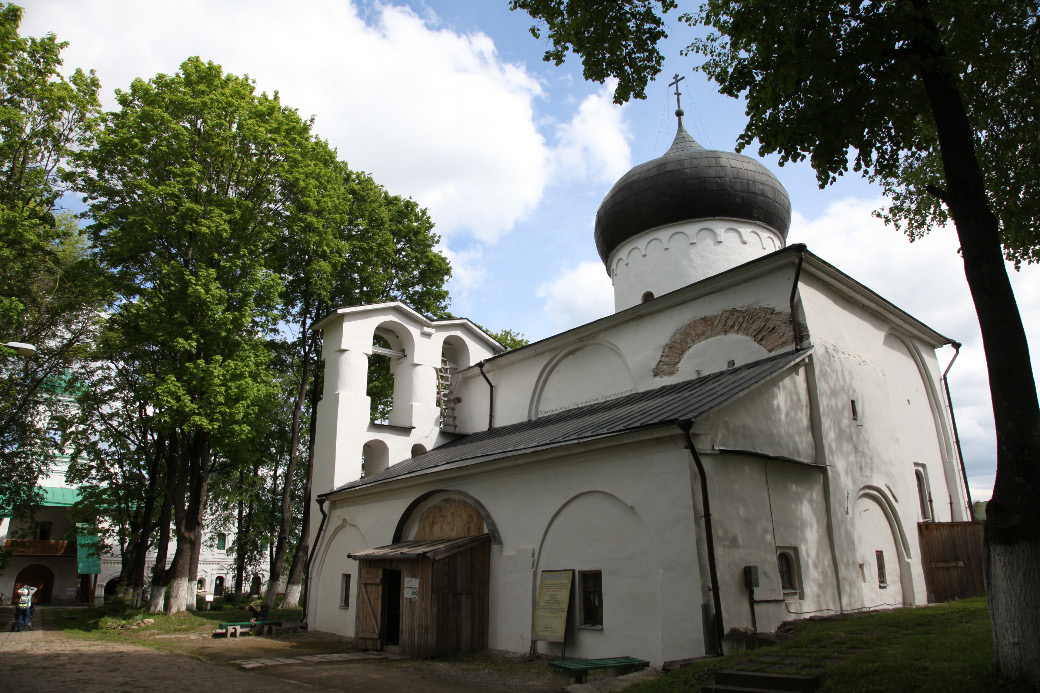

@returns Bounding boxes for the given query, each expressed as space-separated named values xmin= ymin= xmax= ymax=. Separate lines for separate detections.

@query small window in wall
xmin=776 ymin=547 xmax=802 ymax=597
xmin=197 ymin=578 xmax=206 ymax=591
xmin=641 ymin=291 xmax=655 ymax=303
xmin=579 ymin=570 xmax=603 ymax=628
xmin=340 ymin=574 xmax=351 ymax=608
xmin=876 ymin=550 xmax=888 ymax=588
xmin=35 ymin=522 xmax=52 ymax=541
xmin=216 ymin=532 xmax=227 ymax=550
xmin=915 ymin=465 xmax=932 ymax=521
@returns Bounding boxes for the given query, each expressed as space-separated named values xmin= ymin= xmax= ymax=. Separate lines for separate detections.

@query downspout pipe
xmin=941 ymin=342 xmax=975 ymax=521
xmin=478 ymin=360 xmax=495 ymax=430
xmin=678 ymin=418 xmax=724 ymax=655
xmin=789 ymin=249 xmax=805 ymax=351
xmin=303 ymin=495 xmax=329 ymax=627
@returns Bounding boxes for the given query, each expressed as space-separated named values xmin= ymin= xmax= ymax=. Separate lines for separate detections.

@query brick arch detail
xmin=653 ymin=306 xmax=799 ymax=377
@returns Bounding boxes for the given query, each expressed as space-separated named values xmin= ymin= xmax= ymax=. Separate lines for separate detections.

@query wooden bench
xmin=217 ymin=620 xmax=283 ymax=637
xmin=548 ymin=656 xmax=650 ymax=688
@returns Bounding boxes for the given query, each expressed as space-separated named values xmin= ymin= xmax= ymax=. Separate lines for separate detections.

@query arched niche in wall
xmin=529 ymin=340 xmax=635 ymax=420
xmin=393 ymin=489 xmax=501 ymax=545
xmin=362 ymin=439 xmax=390 ymax=477
xmin=652 ymin=306 xmax=795 ymax=378
xmin=881 ymin=331 xmax=963 ymax=520
xmin=533 ymin=491 xmax=659 ymax=656
xmin=853 ymin=486 xmax=914 ymax=608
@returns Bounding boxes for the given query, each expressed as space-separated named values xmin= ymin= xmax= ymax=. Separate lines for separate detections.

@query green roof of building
xmin=42 ymin=486 xmax=80 ymax=506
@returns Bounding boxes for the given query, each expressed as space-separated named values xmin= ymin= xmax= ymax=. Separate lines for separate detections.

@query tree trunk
xmin=264 ymin=354 xmax=311 ymax=607
xmin=186 ymin=526 xmax=203 ymax=611
xmin=166 ymin=538 xmax=193 ymax=615
xmin=279 ymin=495 xmax=309 ymax=609
xmin=147 ymin=460 xmax=176 ymax=614
xmin=168 ymin=433 xmax=211 ymax=614
xmin=913 ymin=9 xmax=1040 ymax=684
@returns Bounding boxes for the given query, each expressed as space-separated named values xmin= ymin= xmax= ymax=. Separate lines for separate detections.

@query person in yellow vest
xmin=14 ymin=585 xmax=37 ymax=632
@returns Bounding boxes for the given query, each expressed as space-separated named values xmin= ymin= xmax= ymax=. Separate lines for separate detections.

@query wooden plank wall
xmin=356 ymin=543 xmax=489 ymax=658
xmin=430 ymin=542 xmax=490 ymax=658
xmin=918 ymin=522 xmax=986 ymax=603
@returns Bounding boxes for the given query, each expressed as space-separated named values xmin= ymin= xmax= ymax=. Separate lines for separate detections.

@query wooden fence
xmin=917 ymin=521 xmax=986 ymax=603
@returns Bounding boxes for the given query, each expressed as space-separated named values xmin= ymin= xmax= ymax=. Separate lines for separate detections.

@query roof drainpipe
xmin=789 ymin=249 xmax=805 ymax=351
xmin=941 ymin=342 xmax=975 ymax=521
xmin=303 ymin=496 xmax=329 ymax=627
xmin=478 ymin=360 xmax=495 ymax=430
xmin=678 ymin=418 xmax=724 ymax=655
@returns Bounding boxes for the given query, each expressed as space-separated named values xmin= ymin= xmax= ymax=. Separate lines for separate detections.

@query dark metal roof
xmin=594 ymin=124 xmax=792 ymax=265
xmin=348 ymin=534 xmax=490 ymax=561
xmin=326 ymin=349 xmax=811 ymax=497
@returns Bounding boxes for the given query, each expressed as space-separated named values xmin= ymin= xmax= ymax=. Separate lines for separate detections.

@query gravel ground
xmin=0 ymin=607 xmax=558 ymax=692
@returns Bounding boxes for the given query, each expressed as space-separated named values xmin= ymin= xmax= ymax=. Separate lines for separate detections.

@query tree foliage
xmin=685 ymin=0 xmax=1040 ymax=265
xmin=509 ymin=0 xmax=676 ymax=103
xmin=0 ymin=5 xmax=103 ymax=521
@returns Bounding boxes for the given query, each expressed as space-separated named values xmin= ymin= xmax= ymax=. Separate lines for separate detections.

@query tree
xmin=0 ymin=4 xmax=103 ymax=527
xmin=510 ymin=0 xmax=1039 ymax=683
xmin=71 ymin=57 xmax=309 ymax=613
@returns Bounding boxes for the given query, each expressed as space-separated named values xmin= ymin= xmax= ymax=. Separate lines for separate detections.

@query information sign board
xmin=532 ymin=569 xmax=573 ymax=643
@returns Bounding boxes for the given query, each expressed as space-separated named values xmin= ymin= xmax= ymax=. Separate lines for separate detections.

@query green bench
xmin=548 ymin=656 xmax=650 ymax=688
xmin=217 ymin=620 xmax=283 ymax=637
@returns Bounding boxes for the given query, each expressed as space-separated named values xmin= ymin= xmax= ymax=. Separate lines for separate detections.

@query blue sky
xmin=20 ymin=0 xmax=1040 ymax=502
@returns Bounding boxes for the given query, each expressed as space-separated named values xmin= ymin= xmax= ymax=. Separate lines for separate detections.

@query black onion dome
xmin=594 ymin=124 xmax=792 ymax=265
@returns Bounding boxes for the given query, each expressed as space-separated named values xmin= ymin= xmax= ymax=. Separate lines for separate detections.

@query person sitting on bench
xmin=245 ymin=599 xmax=270 ymax=622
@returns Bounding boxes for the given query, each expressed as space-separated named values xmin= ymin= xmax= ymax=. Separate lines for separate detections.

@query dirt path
xmin=0 ymin=607 xmax=553 ymax=692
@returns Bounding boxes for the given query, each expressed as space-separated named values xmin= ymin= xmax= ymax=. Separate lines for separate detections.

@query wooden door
xmin=355 ymin=565 xmax=384 ymax=649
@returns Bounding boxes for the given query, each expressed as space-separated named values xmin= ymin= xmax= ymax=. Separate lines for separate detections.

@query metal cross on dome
xmin=669 ymin=73 xmax=686 ymax=126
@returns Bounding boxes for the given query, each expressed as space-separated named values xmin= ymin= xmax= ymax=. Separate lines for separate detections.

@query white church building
xmin=303 ymin=111 xmax=971 ymax=666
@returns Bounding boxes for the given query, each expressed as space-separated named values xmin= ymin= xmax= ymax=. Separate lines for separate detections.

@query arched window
xmin=411 ymin=443 xmax=427 ymax=457
xmin=777 ymin=552 xmax=795 ymax=591
xmin=776 ymin=547 xmax=802 ymax=597
xmin=368 ymin=334 xmax=395 ymax=423
xmin=641 ymin=291 xmax=655 ymax=303
xmin=214 ymin=576 xmax=225 ymax=597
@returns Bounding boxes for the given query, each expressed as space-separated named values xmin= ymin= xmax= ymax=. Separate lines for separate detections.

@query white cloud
xmin=22 ymin=0 xmax=549 ymax=244
xmin=536 ymin=261 xmax=614 ymax=332
xmin=441 ymin=245 xmax=486 ymax=315
xmin=790 ymin=196 xmax=1040 ymax=502
xmin=551 ymin=81 xmax=632 ymax=186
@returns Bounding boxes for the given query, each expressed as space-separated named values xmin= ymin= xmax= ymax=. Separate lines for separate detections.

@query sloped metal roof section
xmin=348 ymin=534 xmax=490 ymax=561
xmin=327 ymin=348 xmax=811 ymax=497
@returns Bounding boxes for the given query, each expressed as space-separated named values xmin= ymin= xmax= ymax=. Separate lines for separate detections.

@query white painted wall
xmin=309 ymin=434 xmax=706 ymax=666
xmin=609 ymin=219 xmax=784 ymax=312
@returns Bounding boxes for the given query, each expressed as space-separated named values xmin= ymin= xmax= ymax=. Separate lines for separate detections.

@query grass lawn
xmin=627 ymin=597 xmax=1028 ymax=693
xmin=45 ymin=603 xmax=317 ymax=657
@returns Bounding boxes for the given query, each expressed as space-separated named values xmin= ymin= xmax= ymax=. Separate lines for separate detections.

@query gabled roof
xmin=323 ymin=348 xmax=812 ymax=498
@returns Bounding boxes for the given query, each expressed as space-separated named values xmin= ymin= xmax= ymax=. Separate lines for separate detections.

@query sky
xmin=18 ymin=0 xmax=1040 ymax=503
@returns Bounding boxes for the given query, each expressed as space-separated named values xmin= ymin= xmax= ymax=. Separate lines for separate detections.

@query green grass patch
xmin=627 ymin=598 xmax=1028 ymax=693
xmin=49 ymin=604 xmax=303 ymax=641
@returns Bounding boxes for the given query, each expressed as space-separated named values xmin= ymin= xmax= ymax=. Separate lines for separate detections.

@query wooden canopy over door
xmin=349 ymin=535 xmax=490 ymax=658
